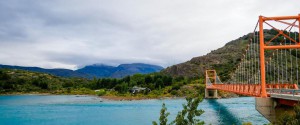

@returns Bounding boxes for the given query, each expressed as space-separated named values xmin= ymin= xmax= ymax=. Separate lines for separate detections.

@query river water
xmin=0 ymin=95 xmax=269 ymax=125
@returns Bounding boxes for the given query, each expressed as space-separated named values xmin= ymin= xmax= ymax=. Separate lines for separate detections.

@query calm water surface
xmin=0 ymin=95 xmax=268 ymax=125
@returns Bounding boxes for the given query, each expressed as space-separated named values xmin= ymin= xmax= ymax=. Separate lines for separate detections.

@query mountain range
xmin=0 ymin=63 xmax=164 ymax=78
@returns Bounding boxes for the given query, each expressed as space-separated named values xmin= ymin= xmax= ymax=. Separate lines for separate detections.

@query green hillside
xmin=161 ymin=33 xmax=250 ymax=80
xmin=162 ymin=29 xmax=300 ymax=83
xmin=0 ymin=69 xmax=94 ymax=94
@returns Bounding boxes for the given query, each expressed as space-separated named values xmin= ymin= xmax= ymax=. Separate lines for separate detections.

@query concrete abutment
xmin=255 ymin=97 xmax=295 ymax=123
xmin=205 ymin=89 xmax=218 ymax=98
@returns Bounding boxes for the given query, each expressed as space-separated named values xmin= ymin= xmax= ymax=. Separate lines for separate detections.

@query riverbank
xmin=0 ymin=92 xmax=53 ymax=95
xmin=1 ymin=89 xmax=238 ymax=101
xmin=100 ymin=95 xmax=184 ymax=101
xmin=0 ymin=92 xmax=180 ymax=101
xmin=101 ymin=95 xmax=151 ymax=101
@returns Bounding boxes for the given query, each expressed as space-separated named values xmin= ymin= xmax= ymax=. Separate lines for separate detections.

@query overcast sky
xmin=0 ymin=0 xmax=299 ymax=70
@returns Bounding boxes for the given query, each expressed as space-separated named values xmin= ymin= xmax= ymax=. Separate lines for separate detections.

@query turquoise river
xmin=0 ymin=95 xmax=269 ymax=125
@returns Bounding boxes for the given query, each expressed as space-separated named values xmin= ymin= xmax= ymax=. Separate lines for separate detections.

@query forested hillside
xmin=162 ymin=29 xmax=300 ymax=83
xmin=161 ymin=33 xmax=250 ymax=80
xmin=0 ymin=69 xmax=203 ymax=97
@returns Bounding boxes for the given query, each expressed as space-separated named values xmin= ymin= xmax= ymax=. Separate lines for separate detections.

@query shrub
xmin=170 ymin=90 xmax=177 ymax=95
xmin=153 ymin=96 xmax=204 ymax=125
xmin=96 ymin=89 xmax=106 ymax=96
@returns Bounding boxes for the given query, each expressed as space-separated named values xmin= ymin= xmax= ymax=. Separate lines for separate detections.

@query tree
xmin=276 ymin=104 xmax=300 ymax=125
xmin=277 ymin=112 xmax=293 ymax=125
xmin=0 ymin=71 xmax=10 ymax=80
xmin=153 ymin=103 xmax=170 ymax=125
xmin=114 ymin=82 xmax=128 ymax=94
xmin=171 ymin=97 xmax=204 ymax=125
xmin=162 ymin=76 xmax=173 ymax=86
xmin=155 ymin=78 xmax=164 ymax=89
xmin=123 ymin=76 xmax=131 ymax=83
xmin=292 ymin=104 xmax=300 ymax=124
xmin=153 ymin=96 xmax=204 ymax=125
xmin=174 ymin=76 xmax=184 ymax=82
xmin=145 ymin=75 xmax=153 ymax=84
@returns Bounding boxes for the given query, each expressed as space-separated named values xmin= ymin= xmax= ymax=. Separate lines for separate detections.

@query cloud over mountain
xmin=0 ymin=0 xmax=299 ymax=69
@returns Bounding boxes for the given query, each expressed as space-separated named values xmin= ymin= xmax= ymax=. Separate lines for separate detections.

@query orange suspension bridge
xmin=205 ymin=14 xmax=300 ymax=122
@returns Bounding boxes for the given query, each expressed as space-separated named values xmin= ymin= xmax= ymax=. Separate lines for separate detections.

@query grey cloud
xmin=0 ymin=0 xmax=300 ymax=69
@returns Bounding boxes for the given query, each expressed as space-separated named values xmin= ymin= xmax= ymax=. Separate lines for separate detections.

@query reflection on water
xmin=207 ymin=99 xmax=241 ymax=124
xmin=0 ymin=95 xmax=268 ymax=125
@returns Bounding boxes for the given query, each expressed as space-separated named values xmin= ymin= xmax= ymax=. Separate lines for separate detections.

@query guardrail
xmin=267 ymin=88 xmax=300 ymax=96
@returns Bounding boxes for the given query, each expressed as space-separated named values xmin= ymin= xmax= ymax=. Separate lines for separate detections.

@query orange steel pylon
xmin=205 ymin=70 xmax=216 ymax=85
xmin=205 ymin=14 xmax=300 ymax=98
xmin=259 ymin=14 xmax=300 ymax=97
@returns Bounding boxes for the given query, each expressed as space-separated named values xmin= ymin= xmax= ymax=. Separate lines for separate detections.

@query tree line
xmin=0 ymin=69 xmax=199 ymax=95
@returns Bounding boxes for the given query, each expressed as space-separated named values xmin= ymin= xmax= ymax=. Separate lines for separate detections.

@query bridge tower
xmin=204 ymin=14 xmax=300 ymax=123
xmin=205 ymin=70 xmax=218 ymax=98
xmin=256 ymin=14 xmax=300 ymax=122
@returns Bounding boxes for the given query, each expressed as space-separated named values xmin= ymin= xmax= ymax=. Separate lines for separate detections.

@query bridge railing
xmin=267 ymin=88 xmax=300 ymax=96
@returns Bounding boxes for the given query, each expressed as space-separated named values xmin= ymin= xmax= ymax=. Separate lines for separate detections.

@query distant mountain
xmin=111 ymin=63 xmax=164 ymax=78
xmin=77 ymin=64 xmax=116 ymax=78
xmin=0 ymin=63 xmax=164 ymax=78
xmin=0 ymin=65 xmax=87 ymax=77
xmin=77 ymin=63 xmax=163 ymax=78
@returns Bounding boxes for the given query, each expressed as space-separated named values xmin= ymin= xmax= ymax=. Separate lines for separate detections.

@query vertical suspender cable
xmin=257 ymin=33 xmax=260 ymax=84
xmin=246 ymin=49 xmax=248 ymax=84
xmin=248 ymin=45 xmax=250 ymax=84
xmin=265 ymin=61 xmax=269 ymax=83
xmin=242 ymin=58 xmax=244 ymax=83
xmin=240 ymin=64 xmax=241 ymax=83
xmin=269 ymin=57 xmax=272 ymax=83
xmin=239 ymin=62 xmax=241 ymax=83
xmin=268 ymin=60 xmax=271 ymax=83
xmin=257 ymin=31 xmax=260 ymax=84
xmin=277 ymin=49 xmax=279 ymax=83
xmin=241 ymin=58 xmax=243 ymax=83
xmin=245 ymin=54 xmax=247 ymax=84
xmin=243 ymin=53 xmax=245 ymax=83
xmin=247 ymin=47 xmax=250 ymax=84
xmin=273 ymin=52 xmax=276 ymax=84
xmin=280 ymin=43 xmax=283 ymax=84
xmin=254 ymin=32 xmax=257 ymax=84
xmin=295 ymin=32 xmax=298 ymax=85
xmin=249 ymin=43 xmax=251 ymax=84
xmin=269 ymin=57 xmax=273 ymax=84
xmin=251 ymin=40 xmax=254 ymax=84
xmin=290 ymin=33 xmax=293 ymax=84
xmin=285 ymin=37 xmax=288 ymax=83
xmin=240 ymin=64 xmax=241 ymax=84
xmin=237 ymin=65 xmax=239 ymax=83
xmin=240 ymin=62 xmax=242 ymax=83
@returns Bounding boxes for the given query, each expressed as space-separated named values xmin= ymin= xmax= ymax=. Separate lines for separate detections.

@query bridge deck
xmin=270 ymin=93 xmax=300 ymax=101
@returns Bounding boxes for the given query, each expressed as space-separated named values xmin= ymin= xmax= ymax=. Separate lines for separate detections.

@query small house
xmin=129 ymin=86 xmax=151 ymax=94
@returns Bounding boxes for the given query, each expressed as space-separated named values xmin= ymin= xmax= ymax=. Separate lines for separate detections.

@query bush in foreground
xmin=276 ymin=104 xmax=300 ymax=125
xmin=153 ymin=96 xmax=204 ymax=125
